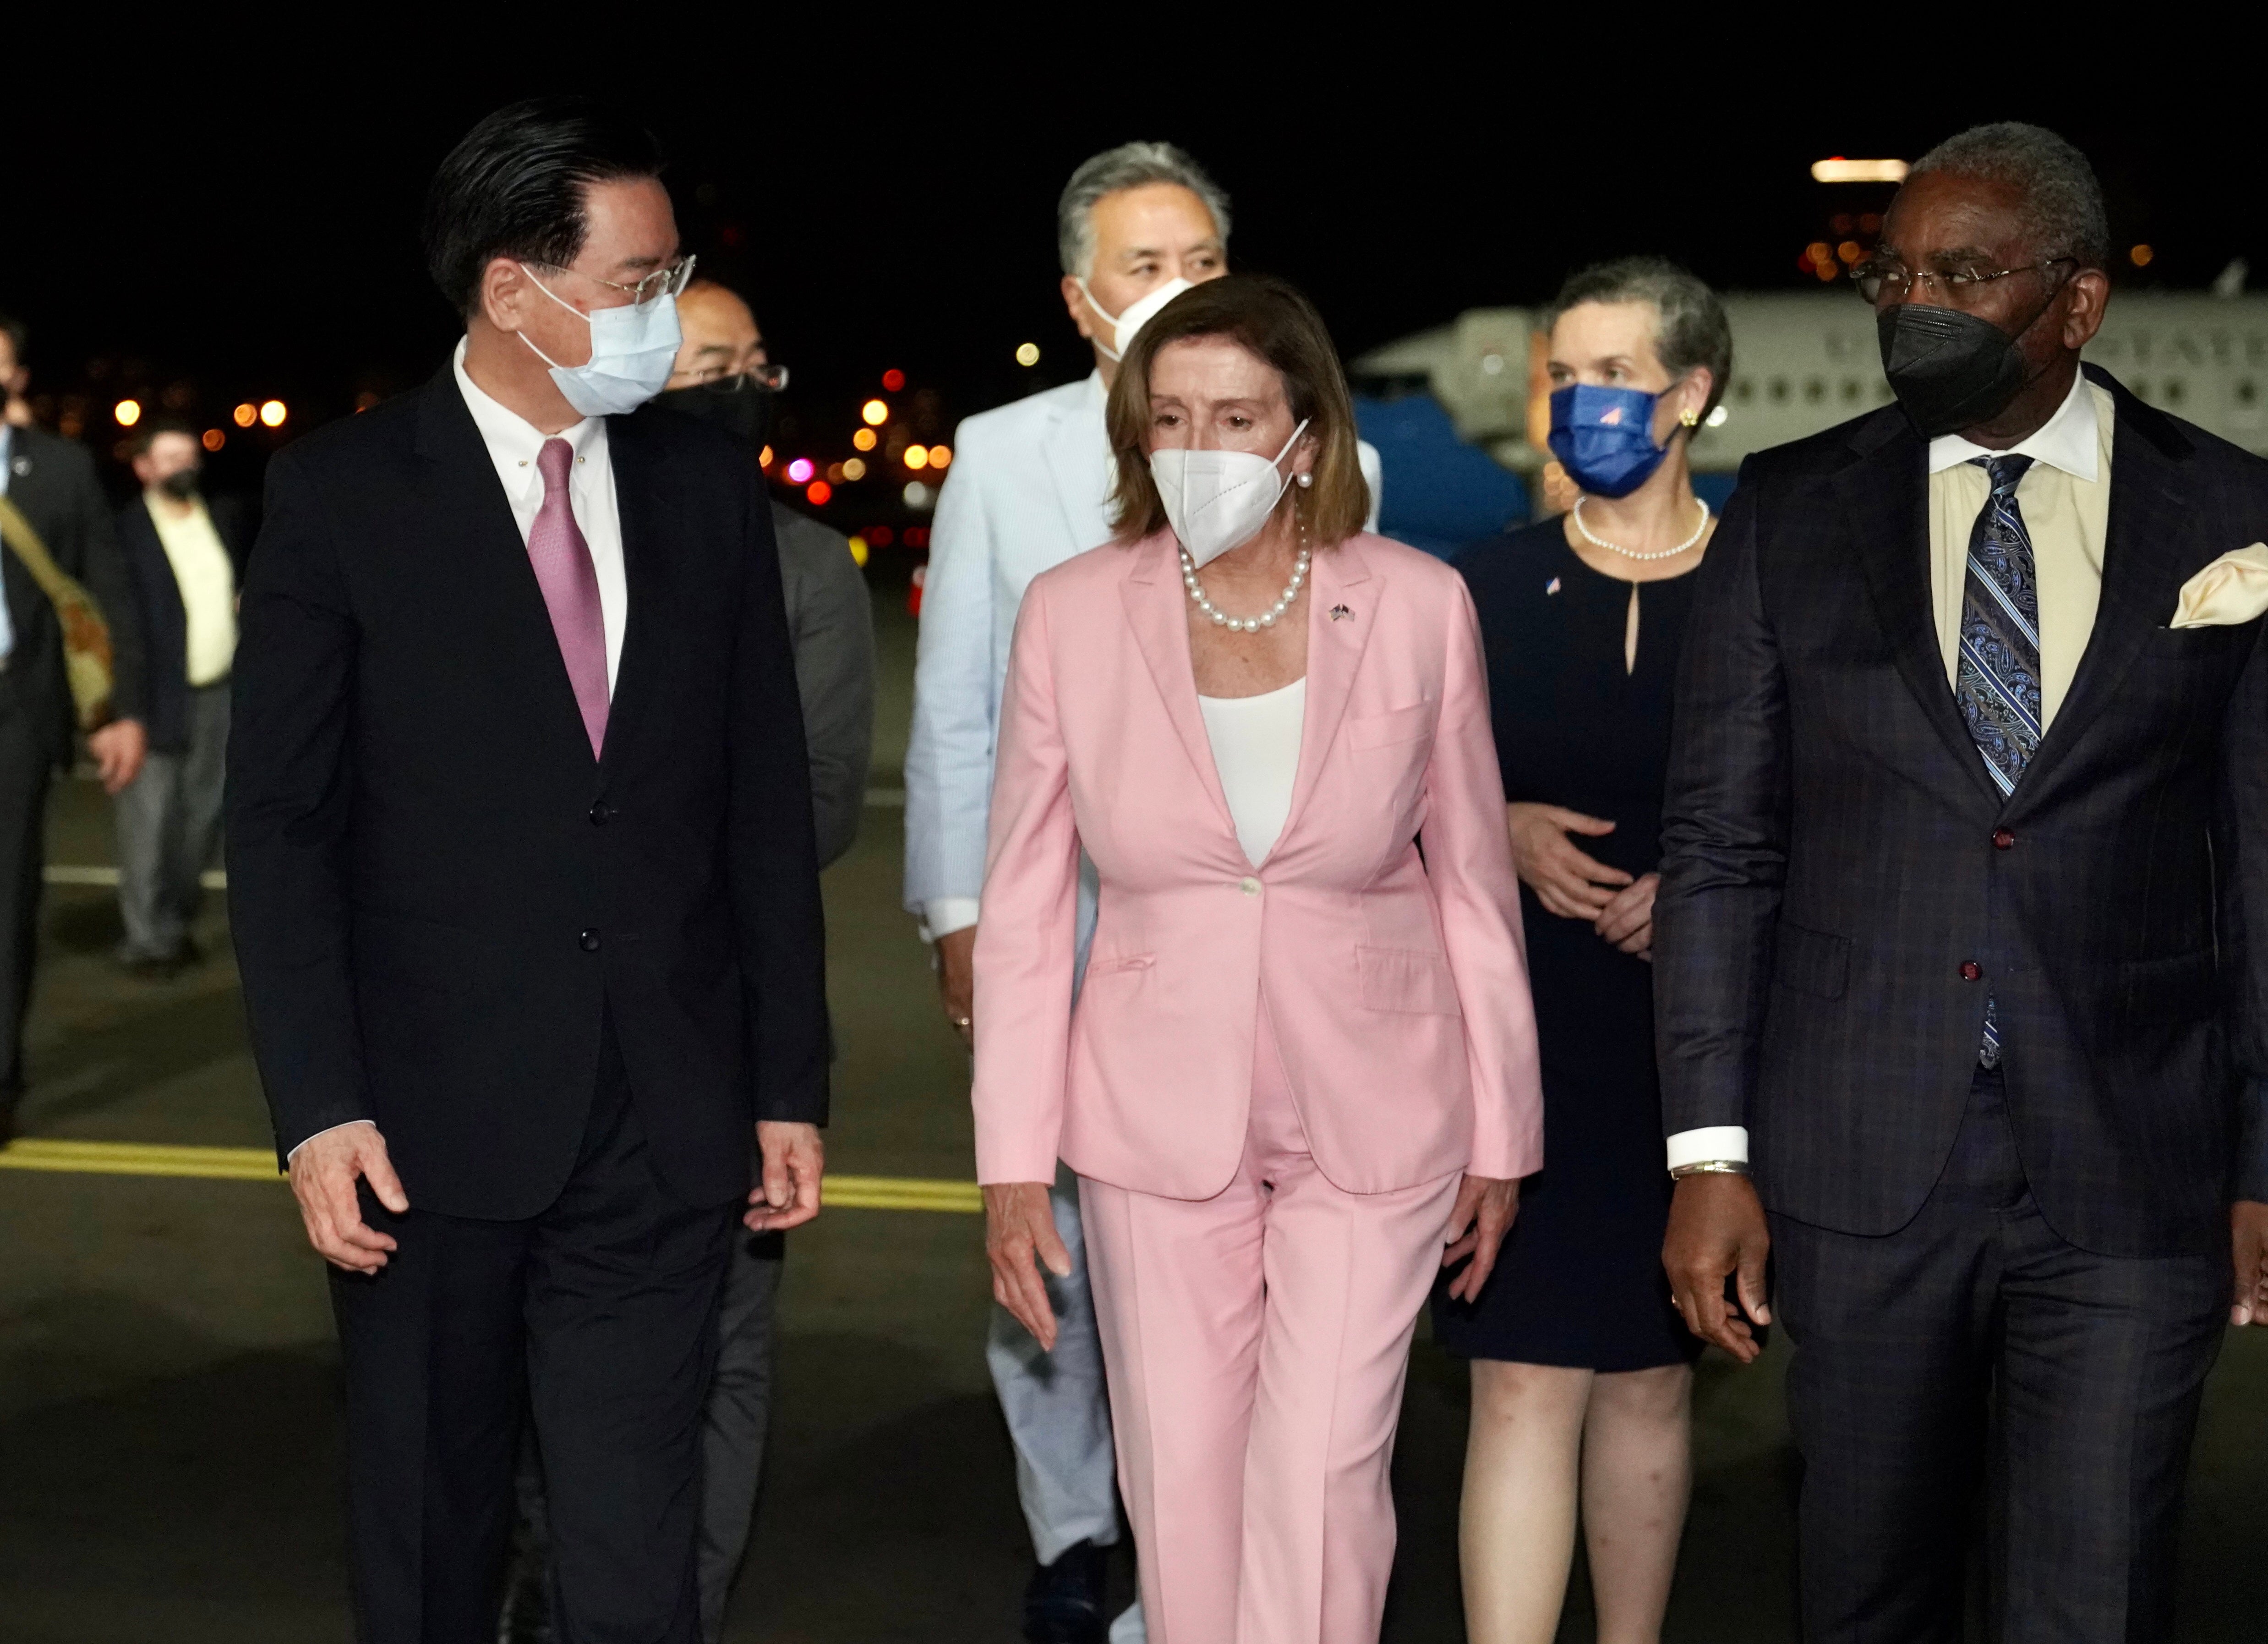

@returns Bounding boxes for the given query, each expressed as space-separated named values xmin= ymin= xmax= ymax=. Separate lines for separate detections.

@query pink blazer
xmin=972 ymin=530 xmax=1543 ymax=1200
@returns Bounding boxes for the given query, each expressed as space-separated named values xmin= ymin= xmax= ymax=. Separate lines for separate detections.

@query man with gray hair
xmin=1658 ymin=121 xmax=2268 ymax=1639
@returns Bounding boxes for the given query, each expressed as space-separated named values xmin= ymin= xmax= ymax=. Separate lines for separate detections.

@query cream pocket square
xmin=2170 ymin=543 xmax=2268 ymax=628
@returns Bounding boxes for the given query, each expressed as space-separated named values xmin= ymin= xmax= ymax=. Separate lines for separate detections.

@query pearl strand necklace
xmin=1182 ymin=545 xmax=1310 ymax=632
xmin=1571 ymin=494 xmax=1711 ymax=562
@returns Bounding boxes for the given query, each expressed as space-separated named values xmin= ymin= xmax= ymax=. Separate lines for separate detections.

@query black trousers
xmin=331 ymin=1020 xmax=737 ymax=1644
xmin=1773 ymin=1066 xmax=2226 ymax=1643
xmin=0 ymin=685 xmax=52 ymax=1099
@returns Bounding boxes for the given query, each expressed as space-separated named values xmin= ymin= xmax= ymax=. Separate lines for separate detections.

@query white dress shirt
xmin=1664 ymin=372 xmax=2114 ymax=1174
xmin=1198 ymin=678 xmax=1307 ymax=867
xmin=290 ymin=343 xmax=634 ymax=1162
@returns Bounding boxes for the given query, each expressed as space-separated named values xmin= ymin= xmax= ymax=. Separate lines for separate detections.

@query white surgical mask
xmin=516 ymin=267 xmax=682 ymax=417
xmin=1077 ymin=275 xmax=1195 ymax=361
xmin=1150 ymin=419 xmax=1310 ymax=568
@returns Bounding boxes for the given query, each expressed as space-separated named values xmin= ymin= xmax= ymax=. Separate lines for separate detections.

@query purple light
xmin=786 ymin=457 xmax=815 ymax=484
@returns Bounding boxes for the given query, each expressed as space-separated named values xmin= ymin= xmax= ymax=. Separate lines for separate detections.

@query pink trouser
xmin=1078 ymin=1008 xmax=1464 ymax=1644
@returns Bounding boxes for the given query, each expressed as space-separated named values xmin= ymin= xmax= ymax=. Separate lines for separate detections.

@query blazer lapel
xmin=1279 ymin=538 xmax=1377 ymax=843
xmin=1119 ymin=535 xmax=1235 ymax=832
xmin=1043 ymin=377 xmax=1113 ymax=555
xmin=1835 ymin=417 xmax=2003 ymax=809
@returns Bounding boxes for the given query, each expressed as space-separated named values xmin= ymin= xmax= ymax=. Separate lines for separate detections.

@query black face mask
xmin=656 ymin=377 xmax=776 ymax=451
xmin=158 ymin=468 xmax=201 ymax=502
xmin=1876 ymin=288 xmax=2060 ymax=439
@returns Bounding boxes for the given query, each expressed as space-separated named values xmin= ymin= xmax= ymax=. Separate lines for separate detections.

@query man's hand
xmin=1594 ymin=871 xmax=1660 ymax=960
xmin=2232 ymin=1201 xmax=2268 ymax=1326
xmin=288 ymin=1120 xmax=408 ymax=1273
xmin=984 ymin=1180 xmax=1070 ymax=1350
xmin=1441 ymin=1174 xmax=1521 ymax=1302
xmin=1507 ymin=802 xmax=1632 ymax=920
xmin=1664 ymin=1171 xmax=1771 ymax=1363
xmin=746 ymin=1121 xmax=824 ymax=1233
xmin=934 ymin=925 xmax=976 ymax=1048
xmin=88 ymin=718 xmax=148 ymax=796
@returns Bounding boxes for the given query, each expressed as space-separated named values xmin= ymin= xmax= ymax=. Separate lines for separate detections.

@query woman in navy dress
xmin=1433 ymin=258 xmax=1732 ymax=1644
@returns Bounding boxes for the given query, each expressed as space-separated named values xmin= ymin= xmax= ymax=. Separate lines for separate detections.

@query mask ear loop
xmin=1073 ymin=279 xmax=1125 ymax=362
xmin=514 ymin=264 xmax=592 ymax=371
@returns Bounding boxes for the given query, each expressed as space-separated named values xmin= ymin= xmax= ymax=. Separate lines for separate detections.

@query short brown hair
xmin=1106 ymin=274 xmax=1369 ymax=547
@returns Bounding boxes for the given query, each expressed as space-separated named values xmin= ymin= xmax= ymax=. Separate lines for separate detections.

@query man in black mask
xmin=1654 ymin=122 xmax=2268 ymax=1640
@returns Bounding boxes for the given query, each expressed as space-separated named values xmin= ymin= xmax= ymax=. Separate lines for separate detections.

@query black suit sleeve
xmin=2221 ymin=617 xmax=2268 ymax=1203
xmin=224 ymin=446 xmax=372 ymax=1161
xmin=56 ymin=442 xmax=147 ymax=726
xmin=729 ymin=476 xmax=830 ymax=1124
xmin=1653 ymin=462 xmax=1791 ymax=1136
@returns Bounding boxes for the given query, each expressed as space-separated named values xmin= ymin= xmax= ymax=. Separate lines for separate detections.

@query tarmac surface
xmin=2 ymin=576 xmax=2263 ymax=1641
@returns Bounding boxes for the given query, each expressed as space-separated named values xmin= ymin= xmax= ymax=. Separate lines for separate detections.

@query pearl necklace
xmin=1182 ymin=546 xmax=1310 ymax=633
xmin=1571 ymin=495 xmax=1711 ymax=562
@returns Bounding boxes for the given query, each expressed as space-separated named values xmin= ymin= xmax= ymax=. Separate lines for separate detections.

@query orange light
xmin=2130 ymin=244 xmax=2154 ymax=268
xmin=1810 ymin=158 xmax=1908 ymax=184
xmin=259 ymin=399 xmax=287 ymax=427
xmin=201 ymin=429 xmax=225 ymax=452
xmin=860 ymin=399 xmax=889 ymax=426
xmin=852 ymin=427 xmax=878 ymax=452
xmin=1814 ymin=260 xmax=1839 ymax=283
xmin=881 ymin=369 xmax=906 ymax=391
xmin=232 ymin=403 xmax=258 ymax=428
xmin=1837 ymin=240 xmax=1862 ymax=264
xmin=806 ymin=479 xmax=833 ymax=505
xmin=904 ymin=445 xmax=929 ymax=470
xmin=1806 ymin=242 xmax=1832 ymax=264
xmin=928 ymin=444 xmax=952 ymax=469
xmin=114 ymin=399 xmax=142 ymax=427
xmin=758 ymin=445 xmax=775 ymax=467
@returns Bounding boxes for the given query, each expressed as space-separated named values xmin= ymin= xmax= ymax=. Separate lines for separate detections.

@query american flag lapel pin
xmin=1546 ymin=576 xmax=1562 ymax=595
xmin=1329 ymin=604 xmax=1353 ymax=622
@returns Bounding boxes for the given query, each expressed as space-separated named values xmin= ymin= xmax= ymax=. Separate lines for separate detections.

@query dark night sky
xmin=12 ymin=45 xmax=2262 ymax=515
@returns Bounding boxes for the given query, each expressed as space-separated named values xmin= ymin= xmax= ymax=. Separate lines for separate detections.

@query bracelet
xmin=1669 ymin=1159 xmax=1751 ymax=1180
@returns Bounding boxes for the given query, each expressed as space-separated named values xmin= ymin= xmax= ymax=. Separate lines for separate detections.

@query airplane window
xmin=1805 ymin=379 xmax=1825 ymax=401
xmin=1843 ymin=381 xmax=1862 ymax=401
xmin=1770 ymin=378 xmax=1789 ymax=402
xmin=1735 ymin=380 xmax=1756 ymax=402
xmin=2239 ymin=380 xmax=2258 ymax=405
xmin=2166 ymin=380 xmax=2186 ymax=403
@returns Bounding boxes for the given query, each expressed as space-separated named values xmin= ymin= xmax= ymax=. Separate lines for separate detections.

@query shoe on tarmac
xmin=1023 ymin=1540 xmax=1109 ymax=1644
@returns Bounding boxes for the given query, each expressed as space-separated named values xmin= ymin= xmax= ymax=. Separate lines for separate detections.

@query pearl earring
xmin=1295 ymin=471 xmax=1313 ymax=488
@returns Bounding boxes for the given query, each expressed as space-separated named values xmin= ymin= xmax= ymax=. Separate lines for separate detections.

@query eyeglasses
xmin=1850 ymin=256 xmax=2074 ymax=306
xmin=673 ymin=362 xmax=790 ymax=391
xmin=559 ymin=253 xmax=700 ymax=307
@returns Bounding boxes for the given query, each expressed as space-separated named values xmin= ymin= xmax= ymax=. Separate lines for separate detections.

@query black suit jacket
xmin=2 ymin=423 xmax=148 ymax=761
xmin=226 ymin=367 xmax=828 ymax=1219
xmin=115 ymin=492 xmax=249 ymax=752
xmin=1656 ymin=366 xmax=2268 ymax=1259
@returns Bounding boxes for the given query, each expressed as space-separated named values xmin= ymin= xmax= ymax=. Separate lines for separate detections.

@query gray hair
xmin=1056 ymin=142 xmax=1231 ymax=279
xmin=1906 ymin=122 xmax=2110 ymax=271
xmin=1541 ymin=257 xmax=1734 ymax=419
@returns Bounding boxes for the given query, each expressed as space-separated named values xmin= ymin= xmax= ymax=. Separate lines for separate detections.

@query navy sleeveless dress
xmin=1431 ymin=518 xmax=1703 ymax=1371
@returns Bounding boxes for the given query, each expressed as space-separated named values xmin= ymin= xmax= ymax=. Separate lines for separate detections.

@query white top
xmin=451 ymin=336 xmax=627 ymax=694
xmin=146 ymin=494 xmax=238 ymax=685
xmin=1198 ymin=677 xmax=1306 ymax=868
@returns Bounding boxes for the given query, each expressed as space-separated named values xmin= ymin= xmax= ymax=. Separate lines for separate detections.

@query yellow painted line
xmin=44 ymin=865 xmax=228 ymax=890
xmin=0 ymin=1137 xmax=984 ymax=1213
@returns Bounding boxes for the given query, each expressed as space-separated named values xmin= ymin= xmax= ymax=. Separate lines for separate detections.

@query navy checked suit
xmin=1655 ymin=365 xmax=2268 ymax=1640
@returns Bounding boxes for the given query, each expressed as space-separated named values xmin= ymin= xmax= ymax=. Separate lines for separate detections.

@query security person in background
xmin=114 ymin=417 xmax=248 ymax=974
xmin=0 ymin=312 xmax=148 ymax=1142
xmin=501 ymin=275 xmax=876 ymax=1644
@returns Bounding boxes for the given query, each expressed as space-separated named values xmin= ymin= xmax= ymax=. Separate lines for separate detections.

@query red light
xmin=905 ymin=526 xmax=929 ymax=548
xmin=868 ymin=525 xmax=895 ymax=547
xmin=785 ymin=457 xmax=815 ymax=484
xmin=806 ymin=480 xmax=833 ymax=505
xmin=881 ymin=369 xmax=905 ymax=392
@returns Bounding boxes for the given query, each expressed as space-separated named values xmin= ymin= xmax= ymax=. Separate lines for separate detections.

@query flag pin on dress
xmin=1329 ymin=604 xmax=1353 ymax=621
xmin=1547 ymin=577 xmax=1562 ymax=595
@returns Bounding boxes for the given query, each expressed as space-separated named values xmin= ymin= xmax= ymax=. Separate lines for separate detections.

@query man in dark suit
xmin=0 ymin=313 xmax=148 ymax=1139
xmin=1656 ymin=123 xmax=2268 ymax=1641
xmin=114 ymin=417 xmax=249 ymax=972
xmin=225 ymin=98 xmax=829 ymax=1644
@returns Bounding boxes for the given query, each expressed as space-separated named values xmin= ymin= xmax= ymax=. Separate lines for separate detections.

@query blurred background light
xmin=904 ymin=446 xmax=929 ymax=470
xmin=861 ymin=399 xmax=889 ymax=426
xmin=201 ymin=428 xmax=225 ymax=451
xmin=1015 ymin=343 xmax=1040 ymax=367
xmin=853 ymin=427 xmax=877 ymax=451
xmin=786 ymin=457 xmax=815 ymax=484
xmin=928 ymin=445 xmax=952 ymax=469
xmin=232 ymin=403 xmax=258 ymax=428
xmin=113 ymin=399 xmax=142 ymax=427
xmin=880 ymin=369 xmax=906 ymax=392
xmin=806 ymin=480 xmax=833 ymax=505
xmin=259 ymin=399 xmax=287 ymax=427
xmin=1810 ymin=157 xmax=1908 ymax=183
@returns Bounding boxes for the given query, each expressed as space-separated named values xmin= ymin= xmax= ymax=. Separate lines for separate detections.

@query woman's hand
xmin=1441 ymin=1174 xmax=1522 ymax=1303
xmin=984 ymin=1181 xmax=1071 ymax=1350
xmin=1594 ymin=871 xmax=1661 ymax=961
xmin=1506 ymin=802 xmax=1632 ymax=919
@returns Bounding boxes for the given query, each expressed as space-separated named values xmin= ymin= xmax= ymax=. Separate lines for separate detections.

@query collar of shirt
xmin=1926 ymin=368 xmax=2099 ymax=481
xmin=0 ymin=423 xmax=12 ymax=496
xmin=451 ymin=335 xmax=610 ymax=517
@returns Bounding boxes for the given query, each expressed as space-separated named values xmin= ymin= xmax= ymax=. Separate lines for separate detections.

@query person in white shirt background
xmin=903 ymin=139 xmax=1383 ymax=1644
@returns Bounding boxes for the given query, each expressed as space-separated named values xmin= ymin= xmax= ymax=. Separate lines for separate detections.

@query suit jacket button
xmin=590 ymin=802 xmax=610 ymax=826
xmin=1992 ymin=828 xmax=2015 ymax=850
xmin=1239 ymin=877 xmax=1262 ymax=896
xmin=579 ymin=929 xmax=601 ymax=952
xmin=1959 ymin=960 xmax=1981 ymax=981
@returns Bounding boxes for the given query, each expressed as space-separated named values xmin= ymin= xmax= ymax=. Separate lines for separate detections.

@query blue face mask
xmin=1547 ymin=383 xmax=1672 ymax=499
xmin=516 ymin=266 xmax=683 ymax=418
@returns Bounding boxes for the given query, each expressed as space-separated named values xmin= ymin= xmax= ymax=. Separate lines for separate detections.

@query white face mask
xmin=516 ymin=266 xmax=683 ymax=417
xmin=1150 ymin=419 xmax=1310 ymax=568
xmin=1077 ymin=275 xmax=1195 ymax=361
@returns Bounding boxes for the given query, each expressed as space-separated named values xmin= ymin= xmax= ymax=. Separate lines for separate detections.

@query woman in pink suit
xmin=973 ymin=274 xmax=1544 ymax=1644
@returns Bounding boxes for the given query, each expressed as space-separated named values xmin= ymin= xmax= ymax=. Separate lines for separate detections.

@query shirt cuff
xmin=921 ymin=897 xmax=981 ymax=941
xmin=285 ymin=1118 xmax=377 ymax=1164
xmin=1665 ymin=1125 xmax=1750 ymax=1172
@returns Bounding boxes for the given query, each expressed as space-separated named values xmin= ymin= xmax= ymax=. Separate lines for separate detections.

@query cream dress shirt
xmin=1666 ymin=372 xmax=2114 ymax=1174
xmin=146 ymin=494 xmax=240 ymax=686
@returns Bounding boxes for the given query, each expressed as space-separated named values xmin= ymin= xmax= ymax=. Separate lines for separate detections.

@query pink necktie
xmin=528 ymin=437 xmax=609 ymax=758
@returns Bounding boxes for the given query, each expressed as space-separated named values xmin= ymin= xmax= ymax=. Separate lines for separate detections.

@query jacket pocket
xmin=1347 ymin=701 xmax=1436 ymax=750
xmin=2117 ymin=949 xmax=2216 ymax=1025
xmin=1084 ymin=952 xmax=1156 ymax=977
xmin=1356 ymin=945 xmax=1464 ymax=1017
xmin=1772 ymin=921 xmax=1851 ymax=1000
